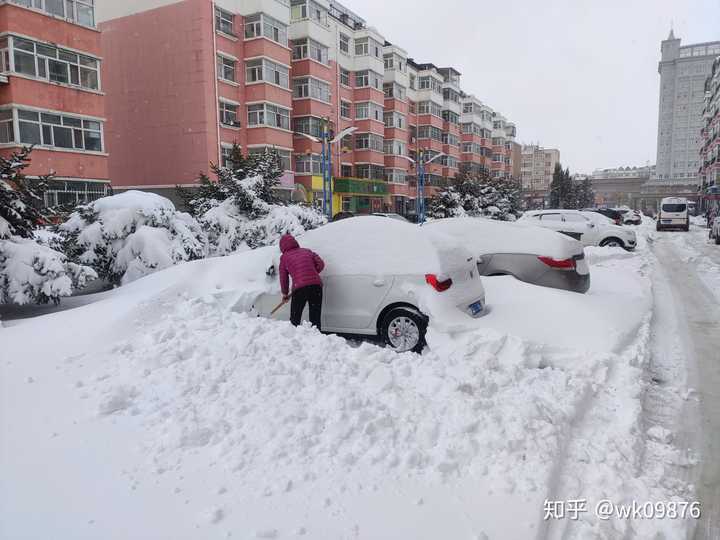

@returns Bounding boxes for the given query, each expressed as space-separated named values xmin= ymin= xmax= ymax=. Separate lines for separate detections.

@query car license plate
xmin=468 ymin=300 xmax=483 ymax=316
xmin=662 ymin=219 xmax=672 ymax=223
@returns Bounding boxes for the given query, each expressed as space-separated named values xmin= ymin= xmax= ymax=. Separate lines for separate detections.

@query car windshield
xmin=662 ymin=204 xmax=686 ymax=213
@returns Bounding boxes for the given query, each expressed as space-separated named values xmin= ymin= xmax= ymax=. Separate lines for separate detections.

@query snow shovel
xmin=270 ymin=294 xmax=291 ymax=317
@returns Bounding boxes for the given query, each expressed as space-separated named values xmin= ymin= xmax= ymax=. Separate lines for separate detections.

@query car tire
xmin=380 ymin=307 xmax=427 ymax=354
xmin=716 ymin=234 xmax=720 ymax=246
xmin=656 ymin=223 xmax=662 ymax=232
xmin=684 ymin=222 xmax=690 ymax=232
xmin=599 ymin=237 xmax=625 ymax=249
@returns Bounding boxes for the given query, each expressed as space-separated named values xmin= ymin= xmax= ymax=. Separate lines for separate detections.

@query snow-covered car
xmin=422 ymin=217 xmax=590 ymax=293
xmin=253 ymin=217 xmax=486 ymax=353
xmin=583 ymin=207 xmax=623 ymax=225
xmin=710 ymin=217 xmax=720 ymax=245
xmin=371 ymin=212 xmax=410 ymax=222
xmin=613 ymin=207 xmax=642 ymax=225
xmin=657 ymin=197 xmax=690 ymax=231
xmin=519 ymin=210 xmax=637 ymax=251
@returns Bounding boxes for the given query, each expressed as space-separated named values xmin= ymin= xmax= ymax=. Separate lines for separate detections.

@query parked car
xmin=656 ymin=197 xmax=690 ymax=231
xmin=710 ymin=217 xmax=720 ymax=245
xmin=583 ymin=207 xmax=623 ymax=225
xmin=519 ymin=209 xmax=637 ymax=250
xmin=613 ymin=207 xmax=642 ymax=225
xmin=422 ymin=217 xmax=590 ymax=293
xmin=253 ymin=217 xmax=486 ymax=353
xmin=331 ymin=211 xmax=355 ymax=222
xmin=371 ymin=212 xmax=410 ymax=222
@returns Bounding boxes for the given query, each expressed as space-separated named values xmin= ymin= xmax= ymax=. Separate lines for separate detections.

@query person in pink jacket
xmin=278 ymin=233 xmax=325 ymax=328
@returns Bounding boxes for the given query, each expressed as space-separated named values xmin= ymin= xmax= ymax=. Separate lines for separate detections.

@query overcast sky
xmin=341 ymin=0 xmax=720 ymax=174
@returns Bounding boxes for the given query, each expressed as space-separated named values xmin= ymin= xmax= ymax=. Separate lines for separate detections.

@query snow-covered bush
xmin=0 ymin=146 xmax=97 ymax=306
xmin=60 ymin=191 xmax=208 ymax=286
xmin=428 ymin=171 xmax=521 ymax=221
xmin=178 ymin=145 xmax=326 ymax=254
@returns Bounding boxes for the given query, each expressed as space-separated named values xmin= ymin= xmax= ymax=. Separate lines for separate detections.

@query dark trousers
xmin=290 ymin=285 xmax=323 ymax=328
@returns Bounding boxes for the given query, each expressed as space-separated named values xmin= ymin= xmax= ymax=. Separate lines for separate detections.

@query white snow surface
xmin=0 ymin=218 xmax=694 ymax=539
xmin=422 ymin=216 xmax=583 ymax=260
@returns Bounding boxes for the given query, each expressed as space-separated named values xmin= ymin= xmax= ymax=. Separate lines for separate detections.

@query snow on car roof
xmin=422 ymin=217 xmax=582 ymax=259
xmin=297 ymin=216 xmax=473 ymax=276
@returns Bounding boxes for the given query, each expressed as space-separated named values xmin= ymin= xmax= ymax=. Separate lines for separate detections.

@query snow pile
xmin=60 ymin=191 xmax=208 ymax=285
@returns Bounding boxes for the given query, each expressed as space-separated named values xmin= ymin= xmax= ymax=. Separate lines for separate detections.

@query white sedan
xmin=519 ymin=209 xmax=637 ymax=251
xmin=253 ymin=217 xmax=486 ymax=353
xmin=710 ymin=216 xmax=720 ymax=245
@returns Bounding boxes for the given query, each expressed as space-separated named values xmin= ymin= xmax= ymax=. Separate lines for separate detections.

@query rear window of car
xmin=662 ymin=204 xmax=686 ymax=213
xmin=540 ymin=214 xmax=562 ymax=221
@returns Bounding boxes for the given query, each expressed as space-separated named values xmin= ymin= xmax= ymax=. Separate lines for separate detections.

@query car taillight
xmin=538 ymin=256 xmax=576 ymax=270
xmin=425 ymin=274 xmax=453 ymax=292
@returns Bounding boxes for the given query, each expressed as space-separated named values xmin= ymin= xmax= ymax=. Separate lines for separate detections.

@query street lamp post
xmin=295 ymin=119 xmax=357 ymax=219
xmin=405 ymin=149 xmax=445 ymax=224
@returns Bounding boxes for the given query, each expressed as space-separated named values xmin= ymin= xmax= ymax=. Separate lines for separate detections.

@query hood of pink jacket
xmin=279 ymin=234 xmax=299 ymax=253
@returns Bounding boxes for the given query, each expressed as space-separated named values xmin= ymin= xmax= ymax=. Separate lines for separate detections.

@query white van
xmin=657 ymin=197 xmax=689 ymax=231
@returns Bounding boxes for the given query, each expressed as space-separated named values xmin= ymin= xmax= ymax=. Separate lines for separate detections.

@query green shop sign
xmin=334 ymin=178 xmax=388 ymax=195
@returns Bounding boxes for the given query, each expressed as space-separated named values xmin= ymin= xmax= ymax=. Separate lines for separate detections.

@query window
xmin=417 ymin=101 xmax=443 ymax=117
xmin=383 ymin=139 xmax=406 ymax=156
xmin=295 ymin=153 xmax=322 ymax=175
xmin=245 ymin=58 xmax=289 ymax=88
xmin=340 ymin=100 xmax=351 ymax=119
xmin=339 ymin=33 xmax=350 ymax=55
xmin=340 ymin=68 xmax=350 ymax=87
xmin=417 ymin=125 xmax=443 ymax=141
xmin=10 ymin=37 xmax=100 ymax=90
xmin=355 ymin=102 xmax=383 ymax=121
xmin=220 ymin=145 xmax=236 ymax=168
xmin=355 ymin=70 xmax=381 ymax=89
xmin=562 ymin=214 xmax=587 ymax=223
xmin=383 ymin=83 xmax=406 ymax=101
xmin=217 ymin=54 xmax=236 ymax=82
xmin=247 ymin=103 xmax=290 ymax=130
xmin=249 ymin=147 xmax=291 ymax=171
xmin=385 ymin=169 xmax=407 ymax=184
xmin=409 ymin=73 xmax=416 ymax=90
xmin=383 ymin=111 xmax=405 ymax=129
xmin=355 ymin=164 xmax=385 ymax=180
xmin=244 ymin=13 xmax=287 ymax=46
xmin=219 ymin=101 xmax=239 ymax=126
xmin=355 ymin=37 xmax=368 ymax=56
xmin=291 ymin=0 xmax=327 ymax=25
xmin=16 ymin=108 xmax=102 ymax=151
xmin=0 ymin=110 xmax=14 ymax=143
xmin=215 ymin=7 xmax=235 ymax=35
xmin=354 ymin=133 xmax=384 ymax=152
xmin=442 ymin=110 xmax=460 ymax=125
xmin=540 ymin=214 xmax=562 ymax=222
xmin=293 ymin=77 xmax=330 ymax=102
xmin=12 ymin=0 xmax=96 ymax=27
xmin=292 ymin=38 xmax=328 ymax=64
xmin=293 ymin=116 xmax=324 ymax=138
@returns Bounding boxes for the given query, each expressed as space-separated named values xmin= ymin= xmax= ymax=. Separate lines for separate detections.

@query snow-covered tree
xmin=0 ymin=147 xmax=97 ymax=305
xmin=0 ymin=147 xmax=50 ymax=239
xmin=178 ymin=145 xmax=326 ymax=254
xmin=549 ymin=163 xmax=575 ymax=209
xmin=60 ymin=191 xmax=208 ymax=286
xmin=428 ymin=170 xmax=521 ymax=221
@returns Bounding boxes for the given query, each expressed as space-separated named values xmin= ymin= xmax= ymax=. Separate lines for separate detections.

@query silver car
xmin=422 ymin=217 xmax=591 ymax=293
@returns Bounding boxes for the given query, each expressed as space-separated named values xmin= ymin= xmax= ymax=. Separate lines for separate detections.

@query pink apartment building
xmin=97 ymin=0 xmax=517 ymax=217
xmin=0 ymin=0 xmax=109 ymax=206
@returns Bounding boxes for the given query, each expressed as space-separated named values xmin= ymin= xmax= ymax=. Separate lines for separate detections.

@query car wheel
xmin=716 ymin=234 xmax=720 ymax=246
xmin=600 ymin=237 xmax=624 ymax=249
xmin=380 ymin=308 xmax=427 ymax=353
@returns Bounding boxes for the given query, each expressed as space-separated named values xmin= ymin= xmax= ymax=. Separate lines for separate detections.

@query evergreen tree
xmin=549 ymin=163 xmax=563 ymax=208
xmin=0 ymin=147 xmax=50 ymax=239
xmin=428 ymin=170 xmax=522 ymax=221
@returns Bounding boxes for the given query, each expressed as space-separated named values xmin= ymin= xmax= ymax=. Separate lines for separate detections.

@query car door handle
xmin=373 ymin=279 xmax=386 ymax=287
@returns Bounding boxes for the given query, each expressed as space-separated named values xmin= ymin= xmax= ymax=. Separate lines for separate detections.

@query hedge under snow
xmin=60 ymin=191 xmax=208 ymax=286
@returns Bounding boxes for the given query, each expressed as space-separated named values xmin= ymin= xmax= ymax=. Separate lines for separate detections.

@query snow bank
xmin=60 ymin=190 xmax=208 ymax=285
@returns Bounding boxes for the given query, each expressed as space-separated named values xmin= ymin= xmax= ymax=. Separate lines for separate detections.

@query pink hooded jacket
xmin=279 ymin=234 xmax=325 ymax=295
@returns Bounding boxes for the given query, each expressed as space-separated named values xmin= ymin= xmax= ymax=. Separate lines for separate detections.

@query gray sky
xmin=341 ymin=0 xmax=720 ymax=174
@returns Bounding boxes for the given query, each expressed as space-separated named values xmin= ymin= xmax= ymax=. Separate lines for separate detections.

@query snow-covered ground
xmin=0 ymin=219 xmax=708 ymax=539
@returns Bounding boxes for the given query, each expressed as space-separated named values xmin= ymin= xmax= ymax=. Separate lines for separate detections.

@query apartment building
xmin=656 ymin=31 xmax=720 ymax=184
xmin=0 ymin=0 xmax=109 ymax=206
xmin=519 ymin=144 xmax=559 ymax=208
xmin=97 ymin=0 xmax=517 ymax=216
xmin=699 ymin=54 xmax=719 ymax=202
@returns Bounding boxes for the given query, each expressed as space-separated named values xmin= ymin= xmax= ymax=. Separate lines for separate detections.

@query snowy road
xmin=651 ymin=226 xmax=720 ymax=540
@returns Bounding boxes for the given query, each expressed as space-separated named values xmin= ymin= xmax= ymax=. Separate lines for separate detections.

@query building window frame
xmin=247 ymin=102 xmax=291 ymax=131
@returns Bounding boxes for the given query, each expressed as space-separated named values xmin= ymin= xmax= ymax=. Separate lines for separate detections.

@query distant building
xmin=699 ymin=54 xmax=719 ymax=212
xmin=590 ymin=165 xmax=655 ymax=208
xmin=510 ymin=141 xmax=522 ymax=181
xmin=656 ymin=31 xmax=720 ymax=185
xmin=519 ymin=144 xmax=560 ymax=208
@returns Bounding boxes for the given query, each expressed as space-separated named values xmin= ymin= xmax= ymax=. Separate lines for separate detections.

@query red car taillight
xmin=425 ymin=274 xmax=453 ymax=292
xmin=538 ymin=256 xmax=576 ymax=270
